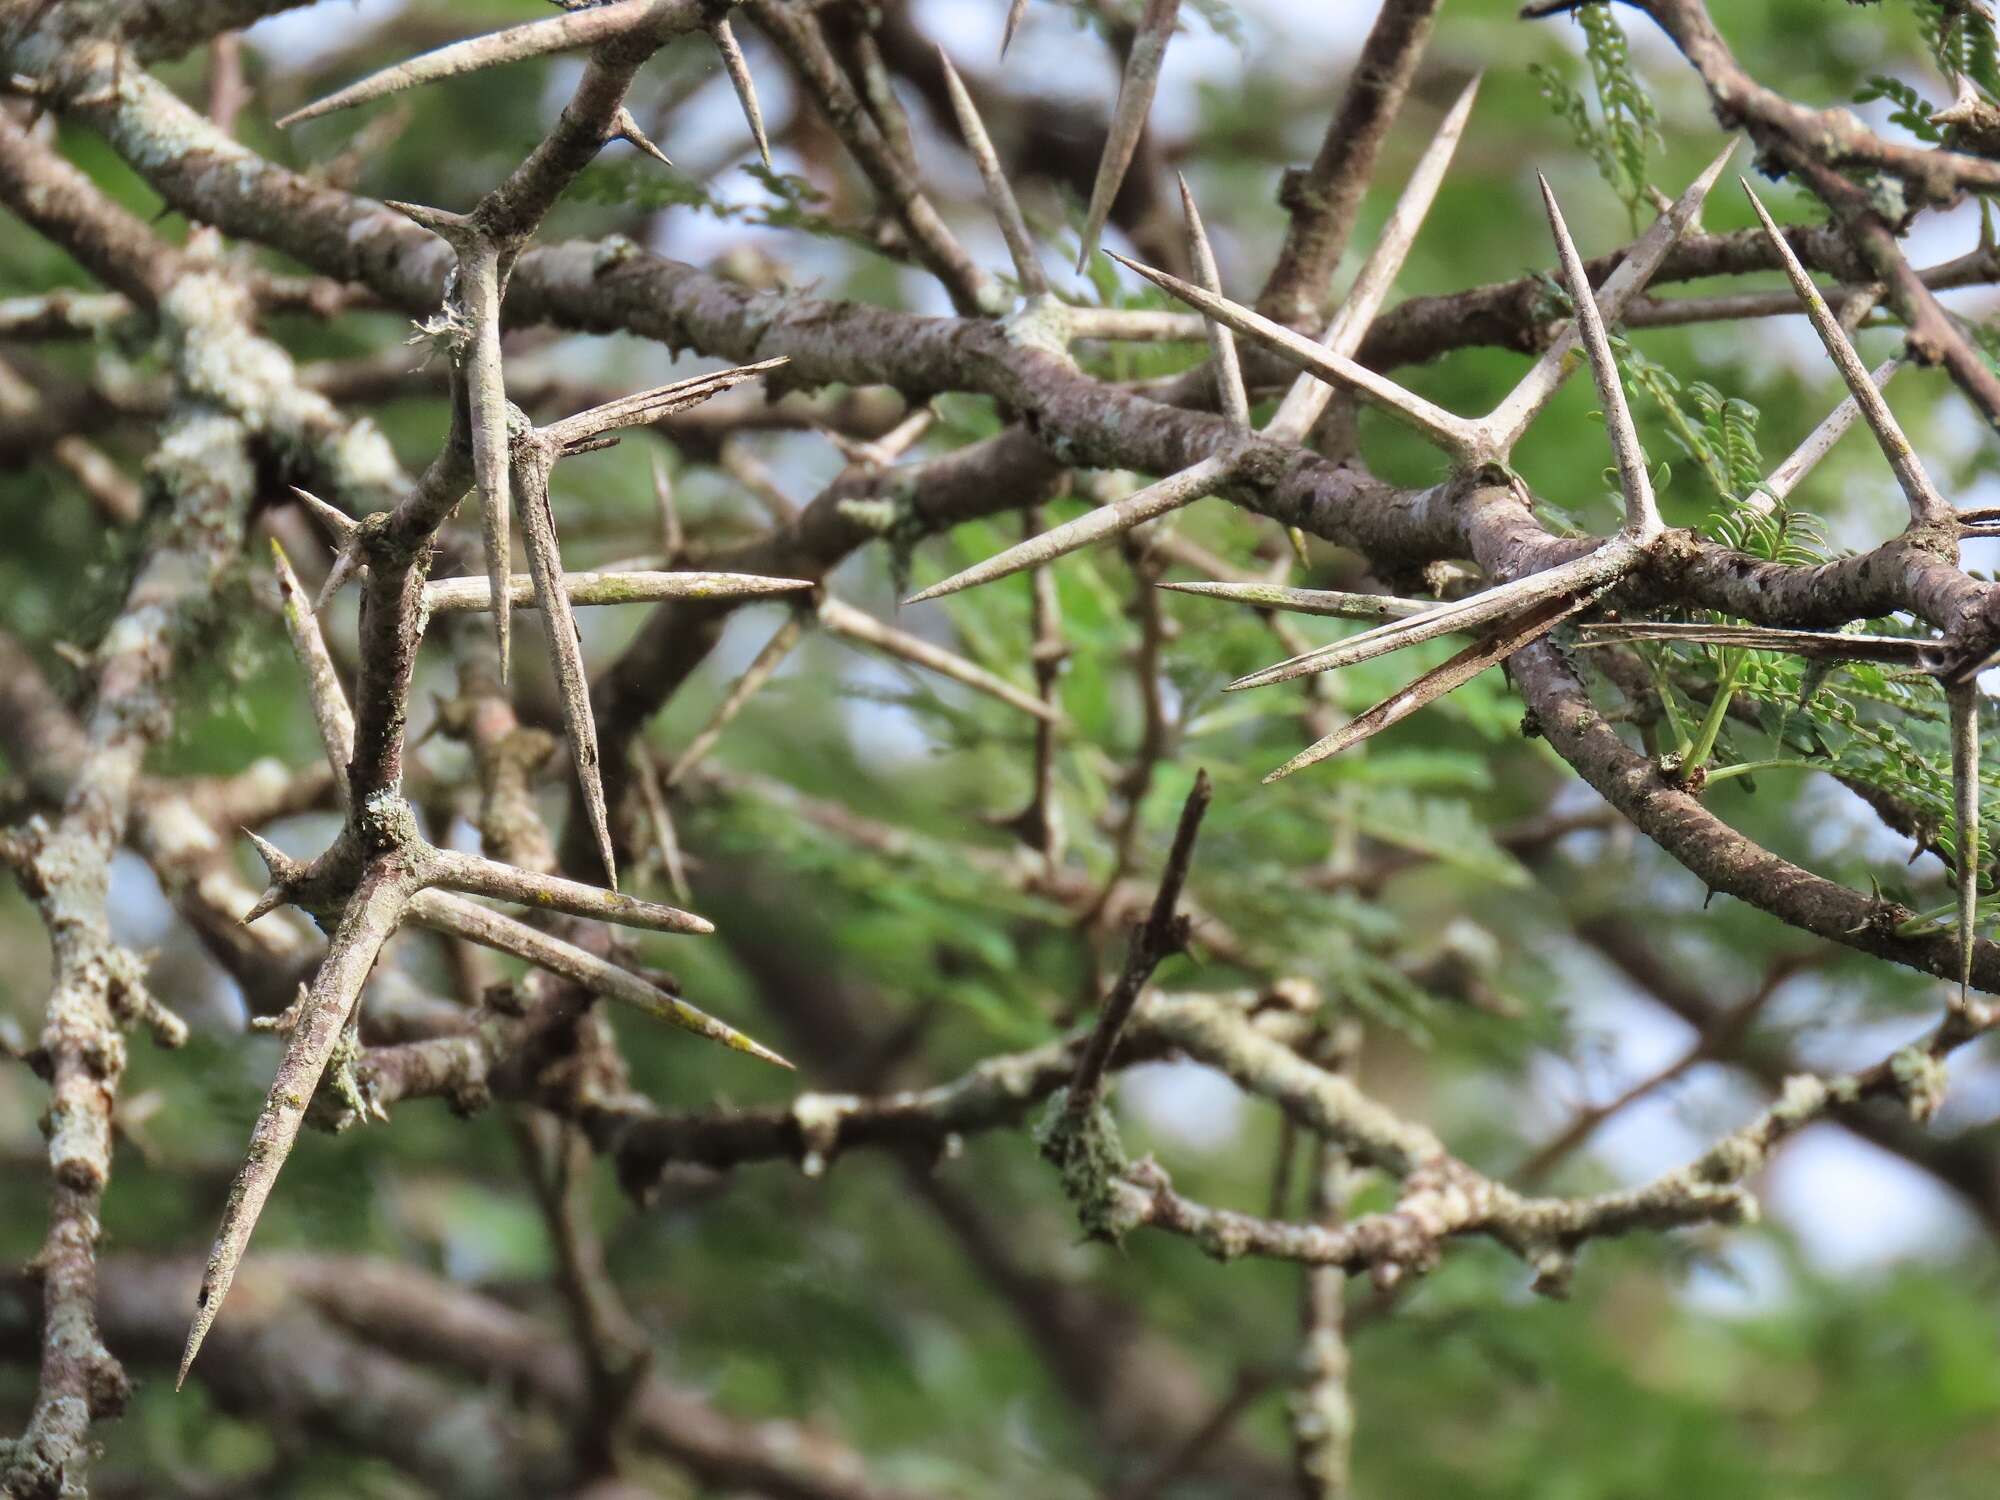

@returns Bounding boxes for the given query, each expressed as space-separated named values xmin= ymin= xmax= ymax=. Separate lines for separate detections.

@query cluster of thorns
xmin=10 ymin=4 xmax=2000 ymax=1491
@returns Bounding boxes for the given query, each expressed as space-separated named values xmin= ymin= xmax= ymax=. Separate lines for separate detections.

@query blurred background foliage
xmin=6 ymin=0 xmax=2000 ymax=1495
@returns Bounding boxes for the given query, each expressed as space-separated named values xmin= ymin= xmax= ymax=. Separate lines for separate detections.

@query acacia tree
xmin=5 ymin=0 xmax=2000 ymax=1494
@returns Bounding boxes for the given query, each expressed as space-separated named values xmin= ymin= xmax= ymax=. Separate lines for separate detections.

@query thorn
xmin=382 ymin=198 xmax=474 ymax=241
xmin=426 ymin=848 xmax=712 ymax=934
xmin=543 ymin=358 xmax=791 ymax=451
xmin=277 ymin=0 xmax=670 ymax=128
xmin=938 ymin=45 xmax=1047 ymax=296
xmin=1108 ymin=251 xmax=1484 ymax=456
xmin=288 ymin=485 xmax=358 ymax=543
xmin=1739 ymin=179 xmax=1950 ymax=527
xmin=410 ymin=889 xmax=791 ymax=1067
xmin=183 ymin=869 xmax=412 ymax=1385
xmin=903 ymin=454 xmax=1233 ymax=604
xmin=1177 ymin=175 xmax=1249 ymax=430
xmin=459 ymin=243 xmax=514 ymax=681
xmin=1267 ymin=73 xmax=1481 ymax=444
xmin=269 ymin=540 xmax=359 ymax=802
xmin=1226 ymin=542 xmax=1641 ymax=692
xmin=1478 ymin=140 xmax=1734 ymax=456
xmin=665 ymin=613 xmax=806 ymax=787
xmin=1756 ymin=358 xmax=1901 ymax=513
xmin=819 ymin=595 xmax=1064 ymax=724
xmin=611 ymin=105 xmax=672 ymax=167
xmin=313 ymin=545 xmax=361 ymax=612
xmin=1949 ymin=679 xmax=1981 ymax=1006
xmin=241 ymin=884 xmax=288 ymax=925
xmin=422 ymin=569 xmax=814 ymax=613
xmin=1001 ymin=0 xmax=1030 ymax=57
xmin=1263 ymin=587 xmax=1604 ymax=780
xmin=1574 ymin=620 xmax=1934 ymax=665
xmin=1537 ymin=173 xmax=1661 ymax=539
xmin=1159 ymin=579 xmax=1429 ymax=622
xmin=1076 ymin=0 xmax=1182 ymax=271
xmin=513 ymin=450 xmax=617 ymax=890
xmin=243 ymin=828 xmax=297 ymax=882
xmin=709 ymin=17 xmax=771 ymax=170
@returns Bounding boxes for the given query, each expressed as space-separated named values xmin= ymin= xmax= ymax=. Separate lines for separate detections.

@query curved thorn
xmin=1537 ymin=173 xmax=1661 ymax=539
xmin=905 ymin=455 xmax=1233 ymax=604
xmin=1739 ymin=180 xmax=1949 ymax=526
xmin=938 ymin=46 xmax=1047 ymax=295
xmin=1076 ymin=0 xmax=1182 ymax=271
xmin=709 ymin=17 xmax=772 ymax=170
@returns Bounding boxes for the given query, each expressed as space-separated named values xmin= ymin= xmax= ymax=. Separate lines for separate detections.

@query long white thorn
xmin=1950 ymin=679 xmax=1982 ymax=1007
xmin=939 ymin=47 xmax=1047 ymax=295
xmin=1076 ymin=0 xmax=1182 ymax=271
xmin=277 ymin=0 xmax=681 ymax=127
xmin=1740 ymin=181 xmax=1950 ymax=527
xmin=904 ymin=454 xmax=1233 ymax=604
xmin=1109 ymin=252 xmax=1486 ymax=457
xmin=407 ymin=890 xmax=791 ymax=1068
xmin=514 ymin=452 xmax=617 ymax=890
xmin=1264 ymin=587 xmax=1605 ymax=781
xmin=423 ymin=569 xmax=813 ymax=613
xmin=710 ymin=17 xmax=772 ymax=169
xmin=819 ymin=595 xmax=1064 ymax=724
xmin=543 ymin=359 xmax=791 ymax=451
xmin=1159 ymin=580 xmax=1429 ymax=622
xmin=269 ymin=540 xmax=356 ymax=801
xmin=1477 ymin=141 xmax=1736 ymax=456
xmin=180 ymin=867 xmax=414 ymax=1386
xmin=390 ymin=203 xmax=514 ymax=682
xmin=1575 ymin=620 xmax=1937 ymax=666
xmin=1756 ymin=358 xmax=1902 ymax=512
xmin=425 ymin=847 xmax=712 ymax=935
xmin=1178 ymin=177 xmax=1248 ymax=428
xmin=1537 ymin=174 xmax=1662 ymax=539
xmin=666 ymin=613 xmax=805 ymax=787
xmin=1266 ymin=72 xmax=1482 ymax=444
xmin=1227 ymin=541 xmax=1641 ymax=692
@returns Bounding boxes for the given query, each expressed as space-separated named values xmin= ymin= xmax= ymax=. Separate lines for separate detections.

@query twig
xmin=1060 ymin=768 xmax=1212 ymax=1122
